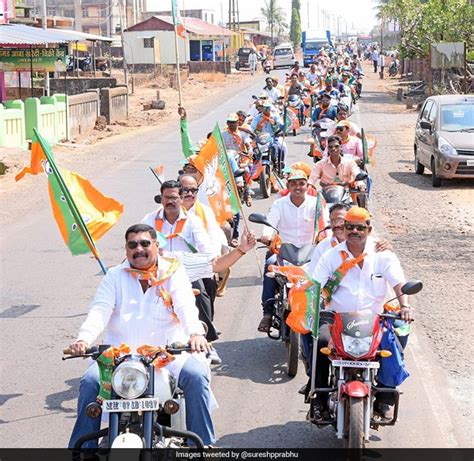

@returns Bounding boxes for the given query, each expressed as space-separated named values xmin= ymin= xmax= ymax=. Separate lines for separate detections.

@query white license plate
xmin=102 ymin=398 xmax=160 ymax=413
xmin=332 ymin=360 xmax=379 ymax=369
xmin=466 ymin=160 xmax=474 ymax=166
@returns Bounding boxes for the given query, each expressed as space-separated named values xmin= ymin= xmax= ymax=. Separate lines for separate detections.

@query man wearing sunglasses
xmin=67 ymin=223 xmax=217 ymax=448
xmin=309 ymin=207 xmax=411 ymax=420
xmin=308 ymin=135 xmax=361 ymax=189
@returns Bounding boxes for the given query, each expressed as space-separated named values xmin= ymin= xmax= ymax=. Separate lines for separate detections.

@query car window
xmin=440 ymin=103 xmax=474 ymax=131
xmin=427 ymin=102 xmax=437 ymax=123
xmin=274 ymin=48 xmax=293 ymax=56
xmin=421 ymin=100 xmax=433 ymax=120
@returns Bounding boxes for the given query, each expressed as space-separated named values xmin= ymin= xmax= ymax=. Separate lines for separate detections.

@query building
xmin=144 ymin=8 xmax=217 ymax=25
xmin=123 ymin=15 xmax=233 ymax=67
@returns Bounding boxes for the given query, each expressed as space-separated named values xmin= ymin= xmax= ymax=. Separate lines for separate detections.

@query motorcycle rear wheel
xmin=286 ymin=329 xmax=299 ymax=377
xmin=346 ymin=396 xmax=365 ymax=448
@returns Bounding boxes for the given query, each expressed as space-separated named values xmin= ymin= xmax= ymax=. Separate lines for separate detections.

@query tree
xmin=290 ymin=0 xmax=302 ymax=49
xmin=376 ymin=0 xmax=474 ymax=58
xmin=261 ymin=0 xmax=288 ymax=46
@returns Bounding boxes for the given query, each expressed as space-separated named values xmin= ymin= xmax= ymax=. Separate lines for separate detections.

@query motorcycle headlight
xmin=341 ymin=334 xmax=372 ymax=358
xmin=112 ymin=361 xmax=149 ymax=399
xmin=438 ymin=137 xmax=457 ymax=156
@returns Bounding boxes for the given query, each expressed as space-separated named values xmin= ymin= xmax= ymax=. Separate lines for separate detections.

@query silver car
xmin=414 ymin=95 xmax=474 ymax=187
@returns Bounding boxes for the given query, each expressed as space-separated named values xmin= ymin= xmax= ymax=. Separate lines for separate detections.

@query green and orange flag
xmin=15 ymin=130 xmax=123 ymax=271
xmin=171 ymin=0 xmax=186 ymax=39
xmin=192 ymin=124 xmax=240 ymax=225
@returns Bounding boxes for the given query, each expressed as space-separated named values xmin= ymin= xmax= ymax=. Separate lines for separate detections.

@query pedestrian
xmin=248 ymin=50 xmax=257 ymax=76
xmin=371 ymin=47 xmax=379 ymax=73
xmin=379 ymin=52 xmax=385 ymax=79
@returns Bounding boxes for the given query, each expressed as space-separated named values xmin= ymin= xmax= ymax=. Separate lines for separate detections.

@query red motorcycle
xmin=307 ymin=281 xmax=422 ymax=448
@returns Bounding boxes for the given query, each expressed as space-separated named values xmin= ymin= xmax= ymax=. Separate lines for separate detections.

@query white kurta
xmin=77 ymin=258 xmax=206 ymax=379
xmin=310 ymin=239 xmax=405 ymax=314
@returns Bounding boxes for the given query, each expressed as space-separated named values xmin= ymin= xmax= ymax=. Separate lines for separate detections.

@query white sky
xmin=147 ymin=0 xmax=378 ymax=34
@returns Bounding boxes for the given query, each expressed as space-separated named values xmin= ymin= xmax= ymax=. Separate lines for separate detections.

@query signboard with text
xmin=0 ymin=47 xmax=68 ymax=72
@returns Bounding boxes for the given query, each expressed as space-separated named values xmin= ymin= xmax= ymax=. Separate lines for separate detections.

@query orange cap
xmin=345 ymin=206 xmax=371 ymax=222
xmin=287 ymin=169 xmax=308 ymax=181
xmin=291 ymin=161 xmax=312 ymax=177
xmin=336 ymin=120 xmax=351 ymax=129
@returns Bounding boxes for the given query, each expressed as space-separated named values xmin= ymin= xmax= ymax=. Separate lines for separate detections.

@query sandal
xmin=257 ymin=315 xmax=272 ymax=333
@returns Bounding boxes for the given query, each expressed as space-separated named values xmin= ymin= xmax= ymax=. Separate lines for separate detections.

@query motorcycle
xmin=307 ymin=281 xmax=423 ymax=448
xmin=388 ymin=62 xmax=399 ymax=78
xmin=249 ymin=212 xmax=315 ymax=377
xmin=321 ymin=171 xmax=369 ymax=209
xmin=63 ymin=343 xmax=205 ymax=452
xmin=284 ymin=97 xmax=302 ymax=136
xmin=254 ymin=131 xmax=285 ymax=198
xmin=229 ymin=149 xmax=253 ymax=207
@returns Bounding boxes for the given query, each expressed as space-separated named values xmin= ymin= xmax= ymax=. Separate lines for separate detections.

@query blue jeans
xmin=261 ymin=253 xmax=277 ymax=316
xmin=68 ymin=356 xmax=216 ymax=449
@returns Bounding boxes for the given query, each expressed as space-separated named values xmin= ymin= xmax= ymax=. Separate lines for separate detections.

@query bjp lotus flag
xmin=15 ymin=136 xmax=46 ymax=181
xmin=171 ymin=0 xmax=186 ymax=39
xmin=192 ymin=124 xmax=240 ymax=225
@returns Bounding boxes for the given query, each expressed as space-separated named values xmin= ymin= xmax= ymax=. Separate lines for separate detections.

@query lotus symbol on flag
xmin=204 ymin=157 xmax=221 ymax=197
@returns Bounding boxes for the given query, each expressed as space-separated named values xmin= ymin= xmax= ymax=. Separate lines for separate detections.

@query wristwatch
xmin=236 ymin=247 xmax=246 ymax=256
xmin=400 ymin=305 xmax=411 ymax=309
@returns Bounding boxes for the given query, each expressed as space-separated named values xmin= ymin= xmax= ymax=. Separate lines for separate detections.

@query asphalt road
xmin=0 ymin=69 xmax=469 ymax=448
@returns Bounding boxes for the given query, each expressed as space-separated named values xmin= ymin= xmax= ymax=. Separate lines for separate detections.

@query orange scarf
xmin=226 ymin=128 xmax=243 ymax=151
xmin=256 ymin=115 xmax=270 ymax=132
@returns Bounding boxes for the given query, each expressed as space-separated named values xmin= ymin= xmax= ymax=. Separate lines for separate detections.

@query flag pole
xmin=172 ymin=1 xmax=183 ymax=106
xmin=149 ymin=166 xmax=163 ymax=185
xmin=239 ymin=207 xmax=264 ymax=280
xmin=34 ymin=129 xmax=107 ymax=275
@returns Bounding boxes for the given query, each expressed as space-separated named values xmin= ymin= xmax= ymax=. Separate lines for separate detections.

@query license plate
xmin=332 ymin=360 xmax=379 ymax=369
xmin=102 ymin=398 xmax=160 ymax=413
xmin=466 ymin=160 xmax=474 ymax=166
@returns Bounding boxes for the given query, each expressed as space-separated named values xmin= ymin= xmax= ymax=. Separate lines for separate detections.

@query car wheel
xmin=431 ymin=158 xmax=441 ymax=187
xmin=414 ymin=148 xmax=425 ymax=174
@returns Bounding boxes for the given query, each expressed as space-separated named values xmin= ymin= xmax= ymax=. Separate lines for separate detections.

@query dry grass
xmin=193 ymin=72 xmax=226 ymax=83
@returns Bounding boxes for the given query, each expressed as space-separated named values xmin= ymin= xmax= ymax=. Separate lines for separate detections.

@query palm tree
xmin=260 ymin=0 xmax=288 ymax=47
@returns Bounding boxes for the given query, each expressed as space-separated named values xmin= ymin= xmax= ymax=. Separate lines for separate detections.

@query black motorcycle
xmin=249 ymin=213 xmax=315 ymax=377
xmin=64 ymin=343 xmax=205 ymax=453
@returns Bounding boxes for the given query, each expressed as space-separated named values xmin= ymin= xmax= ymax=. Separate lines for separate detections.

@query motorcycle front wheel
xmin=259 ymin=165 xmax=271 ymax=198
xmin=346 ymin=396 xmax=365 ymax=448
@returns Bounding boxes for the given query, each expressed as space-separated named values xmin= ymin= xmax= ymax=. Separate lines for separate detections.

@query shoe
xmin=374 ymin=401 xmax=393 ymax=420
xmin=208 ymin=349 xmax=222 ymax=365
xmin=298 ymin=384 xmax=307 ymax=395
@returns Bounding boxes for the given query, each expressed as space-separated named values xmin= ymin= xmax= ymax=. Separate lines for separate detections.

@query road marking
xmin=408 ymin=332 xmax=458 ymax=447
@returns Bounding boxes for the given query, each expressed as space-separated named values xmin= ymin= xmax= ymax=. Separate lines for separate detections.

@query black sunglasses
xmin=181 ymin=187 xmax=199 ymax=195
xmin=344 ymin=223 xmax=368 ymax=231
xmin=335 ymin=127 xmax=345 ymax=131
xmin=127 ymin=239 xmax=153 ymax=250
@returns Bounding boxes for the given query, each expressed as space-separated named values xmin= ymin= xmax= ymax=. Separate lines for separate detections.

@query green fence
xmin=0 ymin=100 xmax=27 ymax=149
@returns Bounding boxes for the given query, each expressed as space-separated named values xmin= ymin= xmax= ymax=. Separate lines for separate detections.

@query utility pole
xmin=307 ymin=0 xmax=310 ymax=29
xmin=42 ymin=0 xmax=50 ymax=96
xmin=119 ymin=0 xmax=128 ymax=90
xmin=270 ymin=0 xmax=274 ymax=49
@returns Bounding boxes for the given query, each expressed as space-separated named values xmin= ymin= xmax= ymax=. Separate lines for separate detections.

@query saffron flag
xmin=192 ymin=124 xmax=240 ymax=225
xmin=361 ymin=128 xmax=377 ymax=166
xmin=171 ymin=0 xmax=186 ymax=39
xmin=16 ymin=130 xmax=123 ymax=257
xmin=269 ymin=265 xmax=321 ymax=336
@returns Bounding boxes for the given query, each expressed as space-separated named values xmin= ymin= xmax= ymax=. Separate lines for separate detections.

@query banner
xmin=0 ymin=47 xmax=67 ymax=72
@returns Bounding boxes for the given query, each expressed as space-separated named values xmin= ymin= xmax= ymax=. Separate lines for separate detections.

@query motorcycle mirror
xmin=248 ymin=213 xmax=278 ymax=231
xmin=354 ymin=171 xmax=368 ymax=181
xmin=401 ymin=280 xmax=423 ymax=295
xmin=252 ymin=95 xmax=258 ymax=100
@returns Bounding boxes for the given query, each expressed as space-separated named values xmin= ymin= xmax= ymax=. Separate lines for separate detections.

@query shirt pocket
xmin=371 ymin=275 xmax=387 ymax=298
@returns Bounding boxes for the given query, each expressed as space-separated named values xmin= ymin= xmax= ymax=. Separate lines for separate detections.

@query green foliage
xmin=261 ymin=0 xmax=288 ymax=39
xmin=290 ymin=0 xmax=302 ymax=49
xmin=377 ymin=0 xmax=474 ymax=58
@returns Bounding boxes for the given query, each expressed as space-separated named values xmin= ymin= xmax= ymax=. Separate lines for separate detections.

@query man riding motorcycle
xmin=257 ymin=170 xmax=328 ymax=332
xmin=335 ymin=120 xmax=364 ymax=161
xmin=312 ymin=94 xmax=337 ymax=122
xmin=263 ymin=77 xmax=280 ymax=103
xmin=309 ymin=207 xmax=413 ymax=419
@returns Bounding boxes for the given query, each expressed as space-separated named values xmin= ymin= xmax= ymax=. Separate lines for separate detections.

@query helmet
xmin=288 ymin=94 xmax=300 ymax=107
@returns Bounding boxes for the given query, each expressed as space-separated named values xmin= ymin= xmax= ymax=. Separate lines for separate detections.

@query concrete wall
xmin=100 ymin=86 xmax=128 ymax=124
xmin=68 ymin=91 xmax=100 ymax=138
xmin=187 ymin=61 xmax=231 ymax=74
xmin=50 ymin=77 xmax=117 ymax=96
xmin=6 ymin=87 xmax=44 ymax=100
xmin=124 ymin=30 xmax=188 ymax=65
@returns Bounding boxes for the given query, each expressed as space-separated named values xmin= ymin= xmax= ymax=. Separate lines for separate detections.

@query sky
xmin=147 ymin=0 xmax=379 ymax=34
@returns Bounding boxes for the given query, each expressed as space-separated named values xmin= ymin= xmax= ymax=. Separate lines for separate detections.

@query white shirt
xmin=142 ymin=207 xmax=216 ymax=256
xmin=311 ymin=239 xmax=405 ymax=314
xmin=307 ymin=234 xmax=338 ymax=276
xmin=262 ymin=194 xmax=328 ymax=247
xmin=263 ymin=86 xmax=280 ymax=103
xmin=187 ymin=201 xmax=227 ymax=254
xmin=77 ymin=258 xmax=206 ymax=379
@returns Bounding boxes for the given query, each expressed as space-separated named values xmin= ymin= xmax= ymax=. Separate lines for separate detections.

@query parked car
xmin=414 ymin=95 xmax=474 ymax=187
xmin=272 ymin=44 xmax=295 ymax=69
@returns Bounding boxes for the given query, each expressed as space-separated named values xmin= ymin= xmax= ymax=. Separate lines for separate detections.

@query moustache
xmin=348 ymin=233 xmax=361 ymax=238
xmin=133 ymin=252 xmax=148 ymax=259
xmin=332 ymin=225 xmax=344 ymax=231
